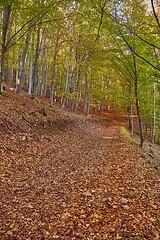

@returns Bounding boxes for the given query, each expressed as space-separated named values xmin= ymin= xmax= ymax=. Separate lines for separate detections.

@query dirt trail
xmin=0 ymin=90 xmax=160 ymax=240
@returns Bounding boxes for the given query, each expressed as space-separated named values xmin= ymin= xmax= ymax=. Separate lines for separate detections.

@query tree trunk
xmin=50 ymin=35 xmax=59 ymax=104
xmin=0 ymin=3 xmax=12 ymax=93
xmin=62 ymin=43 xmax=73 ymax=109
xmin=71 ymin=66 xmax=77 ymax=111
xmin=134 ymin=72 xmax=144 ymax=147
xmin=15 ymin=48 xmax=21 ymax=92
xmin=9 ymin=49 xmax=14 ymax=83
xmin=86 ymin=95 xmax=90 ymax=115
xmin=41 ymin=48 xmax=48 ymax=96
xmin=133 ymin=54 xmax=144 ymax=148
xmin=36 ymin=54 xmax=42 ymax=95
xmin=128 ymin=85 xmax=134 ymax=136
xmin=99 ymin=101 xmax=103 ymax=115
xmin=143 ymin=118 xmax=147 ymax=139
xmin=32 ymin=25 xmax=41 ymax=95
xmin=28 ymin=36 xmax=34 ymax=95
xmin=84 ymin=94 xmax=87 ymax=114
xmin=19 ymin=31 xmax=31 ymax=91
xmin=83 ymin=69 xmax=88 ymax=115
xmin=151 ymin=83 xmax=156 ymax=143
xmin=135 ymin=84 xmax=144 ymax=148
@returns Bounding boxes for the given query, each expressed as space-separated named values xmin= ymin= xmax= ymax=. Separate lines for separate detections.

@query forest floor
xmin=0 ymin=86 xmax=160 ymax=240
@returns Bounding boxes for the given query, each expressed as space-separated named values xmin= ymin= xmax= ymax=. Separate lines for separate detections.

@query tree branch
xmin=95 ymin=0 xmax=107 ymax=41
xmin=121 ymin=32 xmax=160 ymax=71
xmin=107 ymin=12 xmax=160 ymax=71
xmin=151 ymin=0 xmax=160 ymax=28
xmin=122 ymin=24 xmax=160 ymax=50
xmin=5 ymin=16 xmax=37 ymax=48
xmin=5 ymin=2 xmax=57 ymax=50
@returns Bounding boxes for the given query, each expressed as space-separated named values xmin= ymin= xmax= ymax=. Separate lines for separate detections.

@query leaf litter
xmin=0 ymin=88 xmax=160 ymax=240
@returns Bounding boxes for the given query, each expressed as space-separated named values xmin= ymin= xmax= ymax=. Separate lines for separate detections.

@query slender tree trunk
xmin=28 ymin=36 xmax=34 ymax=95
xmin=84 ymin=93 xmax=90 ymax=115
xmin=73 ymin=59 xmax=81 ymax=112
xmin=36 ymin=54 xmax=42 ymax=95
xmin=41 ymin=48 xmax=48 ymax=96
xmin=73 ymin=67 xmax=82 ymax=112
xmin=135 ymin=83 xmax=144 ymax=148
xmin=19 ymin=31 xmax=31 ymax=91
xmin=40 ymin=36 xmax=45 ymax=96
xmin=37 ymin=33 xmax=48 ymax=96
xmin=133 ymin=55 xmax=144 ymax=148
xmin=0 ymin=3 xmax=12 ymax=93
xmin=83 ymin=69 xmax=88 ymax=114
xmin=71 ymin=66 xmax=77 ymax=111
xmin=50 ymin=35 xmax=59 ymax=104
xmin=99 ymin=101 xmax=103 ymax=115
xmin=9 ymin=49 xmax=14 ymax=83
xmin=62 ymin=44 xmax=73 ymax=109
xmin=132 ymin=51 xmax=144 ymax=147
xmin=15 ymin=48 xmax=21 ymax=92
xmin=143 ymin=118 xmax=147 ymax=139
xmin=84 ymin=94 xmax=87 ymax=114
xmin=151 ymin=83 xmax=156 ymax=143
xmin=86 ymin=95 xmax=90 ymax=115
xmin=32 ymin=25 xmax=41 ymax=95
xmin=128 ymin=85 xmax=134 ymax=136
xmin=9 ymin=65 xmax=13 ymax=83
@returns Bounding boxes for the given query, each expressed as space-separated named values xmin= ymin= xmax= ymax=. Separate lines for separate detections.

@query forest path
xmin=0 ymin=90 xmax=160 ymax=240
xmin=1 ymin=123 xmax=159 ymax=239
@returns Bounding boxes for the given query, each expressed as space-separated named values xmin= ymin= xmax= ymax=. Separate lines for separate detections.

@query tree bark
xmin=28 ymin=36 xmax=34 ymax=95
xmin=19 ymin=31 xmax=31 ymax=91
xmin=151 ymin=83 xmax=156 ymax=143
xmin=62 ymin=44 xmax=73 ymax=109
xmin=15 ymin=48 xmax=21 ymax=92
xmin=133 ymin=55 xmax=144 ymax=148
xmin=0 ymin=3 xmax=12 ymax=93
xmin=50 ymin=35 xmax=59 ymax=104
xmin=32 ymin=24 xmax=41 ymax=95
xmin=128 ymin=84 xmax=134 ymax=137
xmin=71 ymin=66 xmax=77 ymax=111
xmin=41 ymin=48 xmax=48 ymax=96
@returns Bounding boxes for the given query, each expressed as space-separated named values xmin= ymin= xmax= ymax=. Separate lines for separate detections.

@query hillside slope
xmin=0 ymin=88 xmax=159 ymax=240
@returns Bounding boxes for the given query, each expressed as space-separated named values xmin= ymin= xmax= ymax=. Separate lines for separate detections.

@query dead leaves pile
xmin=0 ymin=91 xmax=160 ymax=240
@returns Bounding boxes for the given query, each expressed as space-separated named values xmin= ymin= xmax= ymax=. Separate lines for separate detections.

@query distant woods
xmin=0 ymin=0 xmax=160 ymax=147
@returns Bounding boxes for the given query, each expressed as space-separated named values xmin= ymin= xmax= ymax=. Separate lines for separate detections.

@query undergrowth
xmin=120 ymin=126 xmax=134 ymax=143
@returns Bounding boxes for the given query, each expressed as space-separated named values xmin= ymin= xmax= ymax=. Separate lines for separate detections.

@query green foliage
xmin=148 ymin=148 xmax=154 ymax=159
xmin=136 ymin=236 xmax=143 ymax=240
xmin=30 ymin=111 xmax=37 ymax=117
xmin=155 ymin=166 xmax=160 ymax=176
xmin=120 ymin=126 xmax=131 ymax=139
xmin=52 ymin=108 xmax=58 ymax=113
xmin=30 ymin=95 xmax=36 ymax=100
xmin=0 ymin=92 xmax=9 ymax=99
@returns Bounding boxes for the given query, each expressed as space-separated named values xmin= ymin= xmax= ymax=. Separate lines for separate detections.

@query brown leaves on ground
xmin=0 ymin=88 xmax=160 ymax=240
